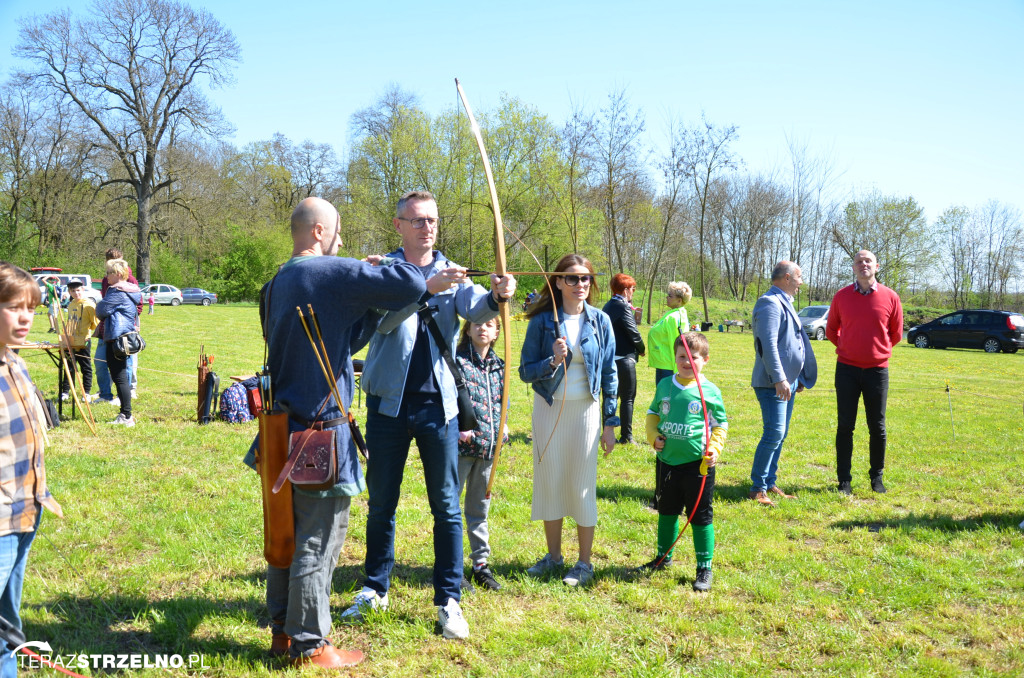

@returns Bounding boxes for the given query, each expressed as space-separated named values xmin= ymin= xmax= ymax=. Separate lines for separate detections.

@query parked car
xmin=32 ymin=272 xmax=102 ymax=304
xmin=798 ymin=304 xmax=830 ymax=340
xmin=181 ymin=287 xmax=218 ymax=306
xmin=140 ymin=284 xmax=183 ymax=306
xmin=907 ymin=309 xmax=1024 ymax=353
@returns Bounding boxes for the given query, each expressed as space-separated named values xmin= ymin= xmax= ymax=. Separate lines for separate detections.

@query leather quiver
xmin=258 ymin=412 xmax=294 ymax=568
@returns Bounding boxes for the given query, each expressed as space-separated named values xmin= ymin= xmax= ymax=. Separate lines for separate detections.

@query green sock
xmin=657 ymin=514 xmax=679 ymax=559
xmin=692 ymin=523 xmax=715 ymax=569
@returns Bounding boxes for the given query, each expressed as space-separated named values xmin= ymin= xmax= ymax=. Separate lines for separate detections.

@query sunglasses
xmin=562 ymin=274 xmax=593 ymax=287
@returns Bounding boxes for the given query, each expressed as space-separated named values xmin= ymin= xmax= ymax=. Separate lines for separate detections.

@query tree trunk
xmin=137 ymin=188 xmax=152 ymax=284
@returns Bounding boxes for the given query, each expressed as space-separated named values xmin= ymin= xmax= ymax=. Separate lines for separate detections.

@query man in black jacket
xmin=603 ymin=273 xmax=645 ymax=444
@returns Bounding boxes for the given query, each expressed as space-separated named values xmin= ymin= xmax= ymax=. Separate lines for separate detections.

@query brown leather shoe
xmin=749 ymin=490 xmax=775 ymax=506
xmin=767 ymin=486 xmax=796 ymax=499
xmin=291 ymin=644 xmax=364 ymax=669
xmin=269 ymin=632 xmax=290 ymax=658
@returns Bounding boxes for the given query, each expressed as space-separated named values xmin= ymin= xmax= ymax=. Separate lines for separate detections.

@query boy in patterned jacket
xmin=455 ymin=317 xmax=508 ymax=592
xmin=641 ymin=332 xmax=727 ymax=592
xmin=0 ymin=261 xmax=63 ymax=676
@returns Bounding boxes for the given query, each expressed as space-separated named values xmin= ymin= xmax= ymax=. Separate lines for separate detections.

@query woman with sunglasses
xmin=519 ymin=254 xmax=619 ymax=588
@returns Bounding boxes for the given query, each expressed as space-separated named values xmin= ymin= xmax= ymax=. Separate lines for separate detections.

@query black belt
xmin=276 ymin=404 xmax=346 ymax=430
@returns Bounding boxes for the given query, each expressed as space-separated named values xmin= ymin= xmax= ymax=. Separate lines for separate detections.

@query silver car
xmin=140 ymin=284 xmax=183 ymax=306
xmin=798 ymin=305 xmax=830 ymax=340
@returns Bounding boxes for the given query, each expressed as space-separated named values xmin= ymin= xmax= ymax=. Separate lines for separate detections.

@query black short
xmin=654 ymin=457 xmax=714 ymax=526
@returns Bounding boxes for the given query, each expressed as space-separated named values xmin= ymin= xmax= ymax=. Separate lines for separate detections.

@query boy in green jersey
xmin=641 ymin=332 xmax=727 ymax=592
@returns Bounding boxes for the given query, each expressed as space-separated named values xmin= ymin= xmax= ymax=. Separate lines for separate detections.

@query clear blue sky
xmin=2 ymin=0 xmax=1022 ymax=223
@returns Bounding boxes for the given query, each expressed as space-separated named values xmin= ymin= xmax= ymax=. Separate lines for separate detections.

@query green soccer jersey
xmin=647 ymin=375 xmax=728 ymax=465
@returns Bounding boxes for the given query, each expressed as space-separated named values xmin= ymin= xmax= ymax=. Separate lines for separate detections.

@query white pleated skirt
xmin=530 ymin=392 xmax=600 ymax=526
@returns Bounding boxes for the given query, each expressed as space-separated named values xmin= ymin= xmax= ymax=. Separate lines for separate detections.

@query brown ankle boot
xmin=269 ymin=632 xmax=290 ymax=658
xmin=290 ymin=644 xmax=364 ymax=669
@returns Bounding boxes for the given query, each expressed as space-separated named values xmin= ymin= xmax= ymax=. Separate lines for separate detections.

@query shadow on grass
xmin=23 ymin=590 xmax=277 ymax=672
xmin=597 ymin=483 xmax=654 ymax=504
xmin=714 ymin=480 xmax=838 ymax=503
xmin=330 ymin=562 xmax=437 ymax=595
xmin=832 ymin=512 xmax=1023 ymax=533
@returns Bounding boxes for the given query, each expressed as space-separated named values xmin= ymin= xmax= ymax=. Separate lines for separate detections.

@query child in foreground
xmin=642 ymin=332 xmax=727 ymax=592
xmin=455 ymin=317 xmax=508 ymax=592
xmin=60 ymin=280 xmax=99 ymax=402
xmin=0 ymin=261 xmax=63 ymax=675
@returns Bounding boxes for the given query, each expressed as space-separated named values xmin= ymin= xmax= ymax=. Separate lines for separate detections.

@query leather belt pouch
xmin=275 ymin=428 xmax=337 ymax=492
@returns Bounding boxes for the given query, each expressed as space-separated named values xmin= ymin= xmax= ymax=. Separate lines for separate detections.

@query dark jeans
xmin=655 ymin=368 xmax=674 ymax=387
xmin=363 ymin=397 xmax=462 ymax=606
xmin=60 ymin=346 xmax=93 ymax=395
xmin=835 ymin=361 xmax=888 ymax=482
xmin=615 ymin=356 xmax=637 ymax=441
xmin=106 ymin=342 xmax=131 ymax=417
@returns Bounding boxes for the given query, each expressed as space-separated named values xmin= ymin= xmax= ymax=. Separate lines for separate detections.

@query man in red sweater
xmin=825 ymin=250 xmax=903 ymax=495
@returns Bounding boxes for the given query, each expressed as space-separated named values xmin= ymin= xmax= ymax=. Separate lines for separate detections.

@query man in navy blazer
xmin=749 ymin=261 xmax=818 ymax=506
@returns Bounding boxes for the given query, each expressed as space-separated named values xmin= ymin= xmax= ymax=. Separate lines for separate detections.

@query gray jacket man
xmin=749 ymin=261 xmax=817 ymax=505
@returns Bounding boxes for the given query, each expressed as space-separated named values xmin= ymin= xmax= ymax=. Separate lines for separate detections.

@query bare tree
xmin=718 ymin=173 xmax=789 ymax=300
xmin=641 ymin=117 xmax=692 ymax=322
xmin=552 ymin=100 xmax=597 ymax=253
xmin=679 ymin=115 xmax=739 ymax=321
xmin=936 ymin=206 xmax=977 ymax=309
xmin=593 ymin=88 xmax=649 ymax=272
xmin=15 ymin=0 xmax=239 ymax=283
xmin=975 ymin=201 xmax=1023 ymax=308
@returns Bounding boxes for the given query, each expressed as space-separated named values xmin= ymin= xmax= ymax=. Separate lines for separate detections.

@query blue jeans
xmin=750 ymin=385 xmax=797 ymax=492
xmin=363 ymin=397 xmax=462 ymax=606
xmin=0 ymin=512 xmax=40 ymax=678
xmin=94 ymin=340 xmax=112 ymax=399
xmin=266 ymin=493 xmax=350 ymax=657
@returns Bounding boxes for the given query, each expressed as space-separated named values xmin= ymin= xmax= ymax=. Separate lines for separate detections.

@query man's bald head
xmin=290 ymin=197 xmax=341 ymax=257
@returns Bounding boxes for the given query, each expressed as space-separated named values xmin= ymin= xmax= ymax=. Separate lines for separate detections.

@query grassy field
xmin=15 ymin=302 xmax=1024 ymax=676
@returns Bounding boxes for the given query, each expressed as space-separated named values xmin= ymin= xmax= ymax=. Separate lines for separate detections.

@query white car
xmin=798 ymin=305 xmax=830 ymax=340
xmin=141 ymin=284 xmax=183 ymax=306
xmin=34 ymin=273 xmax=102 ymax=304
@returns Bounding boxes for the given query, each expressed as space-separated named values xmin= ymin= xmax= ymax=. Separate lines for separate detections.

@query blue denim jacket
xmin=519 ymin=302 xmax=620 ymax=427
xmin=361 ymin=249 xmax=499 ymax=421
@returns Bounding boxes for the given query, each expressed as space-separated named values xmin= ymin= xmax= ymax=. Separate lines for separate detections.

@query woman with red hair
xmin=603 ymin=273 xmax=645 ymax=444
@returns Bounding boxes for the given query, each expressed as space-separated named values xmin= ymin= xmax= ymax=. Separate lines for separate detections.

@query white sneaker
xmin=111 ymin=414 xmax=135 ymax=427
xmin=562 ymin=560 xmax=594 ymax=587
xmin=526 ymin=553 xmax=564 ymax=577
xmin=438 ymin=598 xmax=469 ymax=639
xmin=340 ymin=587 xmax=388 ymax=623
xmin=131 ymin=389 xmax=137 ymax=399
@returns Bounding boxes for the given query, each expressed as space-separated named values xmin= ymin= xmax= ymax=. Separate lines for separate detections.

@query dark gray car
xmin=181 ymin=287 xmax=218 ymax=306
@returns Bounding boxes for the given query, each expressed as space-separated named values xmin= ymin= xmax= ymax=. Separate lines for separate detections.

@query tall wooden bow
xmin=455 ymin=79 xmax=513 ymax=499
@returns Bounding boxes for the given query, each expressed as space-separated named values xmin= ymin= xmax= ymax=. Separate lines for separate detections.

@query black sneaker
xmin=837 ymin=481 xmax=852 ymax=495
xmin=460 ymin=575 xmax=475 ymax=593
xmin=636 ymin=555 xmax=672 ymax=572
xmin=471 ymin=565 xmax=502 ymax=591
xmin=870 ymin=476 xmax=887 ymax=493
xmin=692 ymin=567 xmax=713 ymax=592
